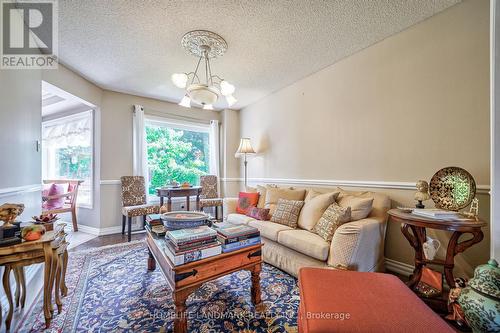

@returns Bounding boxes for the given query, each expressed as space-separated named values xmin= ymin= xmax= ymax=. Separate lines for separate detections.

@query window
xmin=42 ymin=111 xmax=93 ymax=207
xmin=145 ymin=118 xmax=211 ymax=195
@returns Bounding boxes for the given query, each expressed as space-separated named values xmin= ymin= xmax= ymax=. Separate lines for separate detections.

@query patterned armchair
xmin=199 ymin=175 xmax=223 ymax=220
xmin=120 ymin=176 xmax=159 ymax=241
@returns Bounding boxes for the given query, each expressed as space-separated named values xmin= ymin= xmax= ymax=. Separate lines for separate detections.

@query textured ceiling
xmin=57 ymin=0 xmax=460 ymax=110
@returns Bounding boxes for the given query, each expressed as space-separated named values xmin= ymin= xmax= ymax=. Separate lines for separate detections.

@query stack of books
xmin=213 ymin=222 xmax=261 ymax=253
xmin=146 ymin=214 xmax=163 ymax=229
xmin=412 ymin=209 xmax=460 ymax=220
xmin=164 ymin=226 xmax=221 ymax=266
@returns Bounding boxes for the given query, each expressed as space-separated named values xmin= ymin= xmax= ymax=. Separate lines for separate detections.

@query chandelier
xmin=171 ymin=30 xmax=237 ymax=110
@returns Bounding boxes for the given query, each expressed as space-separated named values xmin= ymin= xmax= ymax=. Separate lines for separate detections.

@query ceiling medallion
xmin=172 ymin=30 xmax=236 ymax=110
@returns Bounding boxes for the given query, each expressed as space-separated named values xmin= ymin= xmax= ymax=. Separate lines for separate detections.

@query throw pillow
xmin=298 ymin=191 xmax=340 ymax=231
xmin=337 ymin=195 xmax=374 ymax=221
xmin=236 ymin=192 xmax=260 ymax=214
xmin=265 ymin=187 xmax=306 ymax=216
xmin=270 ymin=199 xmax=305 ymax=228
xmin=313 ymin=203 xmax=351 ymax=242
xmin=246 ymin=207 xmax=270 ymax=221
xmin=246 ymin=185 xmax=267 ymax=208
xmin=44 ymin=183 xmax=65 ymax=210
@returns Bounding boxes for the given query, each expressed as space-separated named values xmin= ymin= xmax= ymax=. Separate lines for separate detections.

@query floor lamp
xmin=236 ymin=138 xmax=255 ymax=188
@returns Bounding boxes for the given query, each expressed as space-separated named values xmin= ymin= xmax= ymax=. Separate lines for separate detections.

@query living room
xmin=0 ymin=0 xmax=499 ymax=332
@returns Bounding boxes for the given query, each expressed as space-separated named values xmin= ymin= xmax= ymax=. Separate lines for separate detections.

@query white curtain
xmin=132 ymin=105 xmax=148 ymax=179
xmin=209 ymin=120 xmax=220 ymax=179
xmin=42 ymin=111 xmax=92 ymax=148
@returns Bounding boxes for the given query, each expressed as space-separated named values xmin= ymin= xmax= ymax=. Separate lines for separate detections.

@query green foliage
xmin=56 ymin=147 xmax=92 ymax=179
xmin=146 ymin=126 xmax=209 ymax=194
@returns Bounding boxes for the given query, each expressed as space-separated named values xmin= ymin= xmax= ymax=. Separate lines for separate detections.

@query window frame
xmin=41 ymin=110 xmax=94 ymax=209
xmin=144 ymin=115 xmax=212 ymax=201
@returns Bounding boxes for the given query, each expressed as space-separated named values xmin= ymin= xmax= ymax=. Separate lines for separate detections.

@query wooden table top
xmin=388 ymin=208 xmax=485 ymax=231
xmin=156 ymin=186 xmax=201 ymax=192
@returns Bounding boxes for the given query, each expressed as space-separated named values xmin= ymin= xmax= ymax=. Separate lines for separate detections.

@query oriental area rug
xmin=18 ymin=241 xmax=299 ymax=333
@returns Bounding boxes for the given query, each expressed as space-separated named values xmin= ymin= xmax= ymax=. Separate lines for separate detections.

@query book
xmin=217 ymin=232 xmax=260 ymax=245
xmin=167 ymin=226 xmax=217 ymax=245
xmin=221 ymin=236 xmax=261 ymax=253
xmin=163 ymin=239 xmax=221 ymax=266
xmin=412 ymin=209 xmax=460 ymax=219
xmin=174 ymin=238 xmax=219 ymax=252
xmin=215 ymin=224 xmax=260 ymax=239
xmin=146 ymin=214 xmax=162 ymax=224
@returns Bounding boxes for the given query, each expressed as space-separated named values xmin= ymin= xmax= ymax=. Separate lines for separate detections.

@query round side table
xmin=388 ymin=208 xmax=485 ymax=311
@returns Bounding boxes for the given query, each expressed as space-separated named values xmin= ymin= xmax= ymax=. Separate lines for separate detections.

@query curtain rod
xmin=142 ymin=107 xmax=217 ymax=125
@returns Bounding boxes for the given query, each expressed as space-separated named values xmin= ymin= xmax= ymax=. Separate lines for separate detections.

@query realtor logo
xmin=1 ymin=0 xmax=58 ymax=69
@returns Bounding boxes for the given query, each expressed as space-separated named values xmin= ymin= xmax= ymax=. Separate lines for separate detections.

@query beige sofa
xmin=223 ymin=187 xmax=390 ymax=277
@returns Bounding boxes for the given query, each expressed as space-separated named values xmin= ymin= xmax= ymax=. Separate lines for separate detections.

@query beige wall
xmin=238 ymin=0 xmax=490 ymax=277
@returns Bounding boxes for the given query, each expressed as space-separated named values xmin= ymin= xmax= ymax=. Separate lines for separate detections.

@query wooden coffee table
xmin=146 ymin=229 xmax=263 ymax=333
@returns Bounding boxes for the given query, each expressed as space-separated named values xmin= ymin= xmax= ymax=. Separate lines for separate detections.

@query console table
xmin=388 ymin=208 xmax=485 ymax=312
xmin=156 ymin=186 xmax=202 ymax=212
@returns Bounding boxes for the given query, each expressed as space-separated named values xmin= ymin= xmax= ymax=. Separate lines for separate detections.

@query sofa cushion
xmin=298 ymin=191 xmax=339 ymax=231
xmin=248 ymin=220 xmax=293 ymax=241
xmin=278 ymin=229 xmax=330 ymax=261
xmin=246 ymin=185 xmax=268 ymax=208
xmin=270 ymin=199 xmax=305 ymax=228
xmin=246 ymin=207 xmax=270 ymax=221
xmin=226 ymin=213 xmax=254 ymax=225
xmin=265 ymin=187 xmax=306 ymax=215
xmin=337 ymin=195 xmax=374 ymax=221
xmin=313 ymin=203 xmax=351 ymax=241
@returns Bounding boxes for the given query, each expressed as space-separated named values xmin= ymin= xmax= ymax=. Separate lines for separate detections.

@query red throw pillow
xmin=44 ymin=184 xmax=65 ymax=210
xmin=236 ymin=192 xmax=260 ymax=214
xmin=246 ymin=207 xmax=270 ymax=221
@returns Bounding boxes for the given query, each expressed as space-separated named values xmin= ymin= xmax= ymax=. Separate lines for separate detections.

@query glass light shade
xmin=171 ymin=73 xmax=188 ymax=88
xmin=178 ymin=95 xmax=191 ymax=108
xmin=203 ymin=104 xmax=214 ymax=110
xmin=220 ymin=80 xmax=235 ymax=96
xmin=225 ymin=95 xmax=237 ymax=107
xmin=187 ymin=84 xmax=220 ymax=105
xmin=236 ymin=138 xmax=255 ymax=154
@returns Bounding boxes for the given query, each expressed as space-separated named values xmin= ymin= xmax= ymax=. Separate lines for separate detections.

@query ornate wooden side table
xmin=156 ymin=186 xmax=202 ymax=212
xmin=0 ymin=224 xmax=68 ymax=330
xmin=388 ymin=209 xmax=485 ymax=311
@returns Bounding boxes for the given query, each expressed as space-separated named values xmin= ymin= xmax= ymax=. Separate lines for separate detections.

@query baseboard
xmin=76 ymin=224 xmax=145 ymax=236
xmin=384 ymin=258 xmax=414 ymax=276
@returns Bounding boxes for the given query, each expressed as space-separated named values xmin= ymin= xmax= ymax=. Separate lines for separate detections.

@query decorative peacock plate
xmin=429 ymin=167 xmax=476 ymax=211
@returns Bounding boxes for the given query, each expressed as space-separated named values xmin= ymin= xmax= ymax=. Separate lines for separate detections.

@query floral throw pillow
xmin=270 ymin=199 xmax=305 ymax=228
xmin=313 ymin=203 xmax=351 ymax=242
xmin=246 ymin=207 xmax=270 ymax=221
xmin=236 ymin=192 xmax=260 ymax=214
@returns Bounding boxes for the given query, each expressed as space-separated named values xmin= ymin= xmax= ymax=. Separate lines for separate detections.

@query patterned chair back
xmin=121 ymin=176 xmax=147 ymax=207
xmin=200 ymin=175 xmax=219 ymax=199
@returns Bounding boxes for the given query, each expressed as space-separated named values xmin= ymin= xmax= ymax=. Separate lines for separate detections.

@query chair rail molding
xmin=221 ymin=177 xmax=490 ymax=194
xmin=100 ymin=180 xmax=121 ymax=185
xmin=0 ymin=184 xmax=42 ymax=198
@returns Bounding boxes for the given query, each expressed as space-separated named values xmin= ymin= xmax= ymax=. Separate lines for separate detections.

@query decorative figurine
xmin=414 ymin=180 xmax=430 ymax=208
xmin=461 ymin=197 xmax=480 ymax=221
xmin=0 ymin=203 xmax=25 ymax=228
xmin=446 ymin=277 xmax=468 ymax=329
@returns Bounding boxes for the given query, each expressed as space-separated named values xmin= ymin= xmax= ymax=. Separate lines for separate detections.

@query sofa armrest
xmin=328 ymin=218 xmax=386 ymax=272
xmin=223 ymin=198 xmax=239 ymax=220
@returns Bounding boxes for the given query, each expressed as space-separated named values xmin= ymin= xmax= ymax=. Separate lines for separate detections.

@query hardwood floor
xmin=69 ymin=231 xmax=146 ymax=252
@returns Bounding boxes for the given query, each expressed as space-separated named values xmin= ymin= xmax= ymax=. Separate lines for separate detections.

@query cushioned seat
xmin=122 ymin=204 xmax=159 ymax=217
xmin=226 ymin=213 xmax=254 ymax=225
xmin=298 ymin=268 xmax=454 ymax=333
xmin=278 ymin=230 xmax=330 ymax=261
xmin=248 ymin=220 xmax=293 ymax=241
xmin=199 ymin=198 xmax=223 ymax=207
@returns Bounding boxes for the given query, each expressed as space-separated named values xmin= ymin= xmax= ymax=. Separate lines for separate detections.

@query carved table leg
xmin=43 ymin=243 xmax=53 ymax=328
xmin=251 ymin=263 xmax=262 ymax=306
xmin=444 ymin=230 xmax=484 ymax=288
xmin=14 ymin=267 xmax=20 ymax=308
xmin=148 ymin=248 xmax=156 ymax=271
xmin=173 ymin=288 xmax=195 ymax=333
xmin=3 ymin=266 xmax=13 ymax=330
xmin=61 ymin=249 xmax=68 ymax=297
xmin=19 ymin=266 xmax=26 ymax=308
xmin=54 ymin=252 xmax=63 ymax=313
xmin=401 ymin=224 xmax=427 ymax=288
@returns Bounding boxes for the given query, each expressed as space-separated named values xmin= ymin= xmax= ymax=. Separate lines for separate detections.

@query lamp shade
xmin=236 ymin=138 xmax=255 ymax=154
